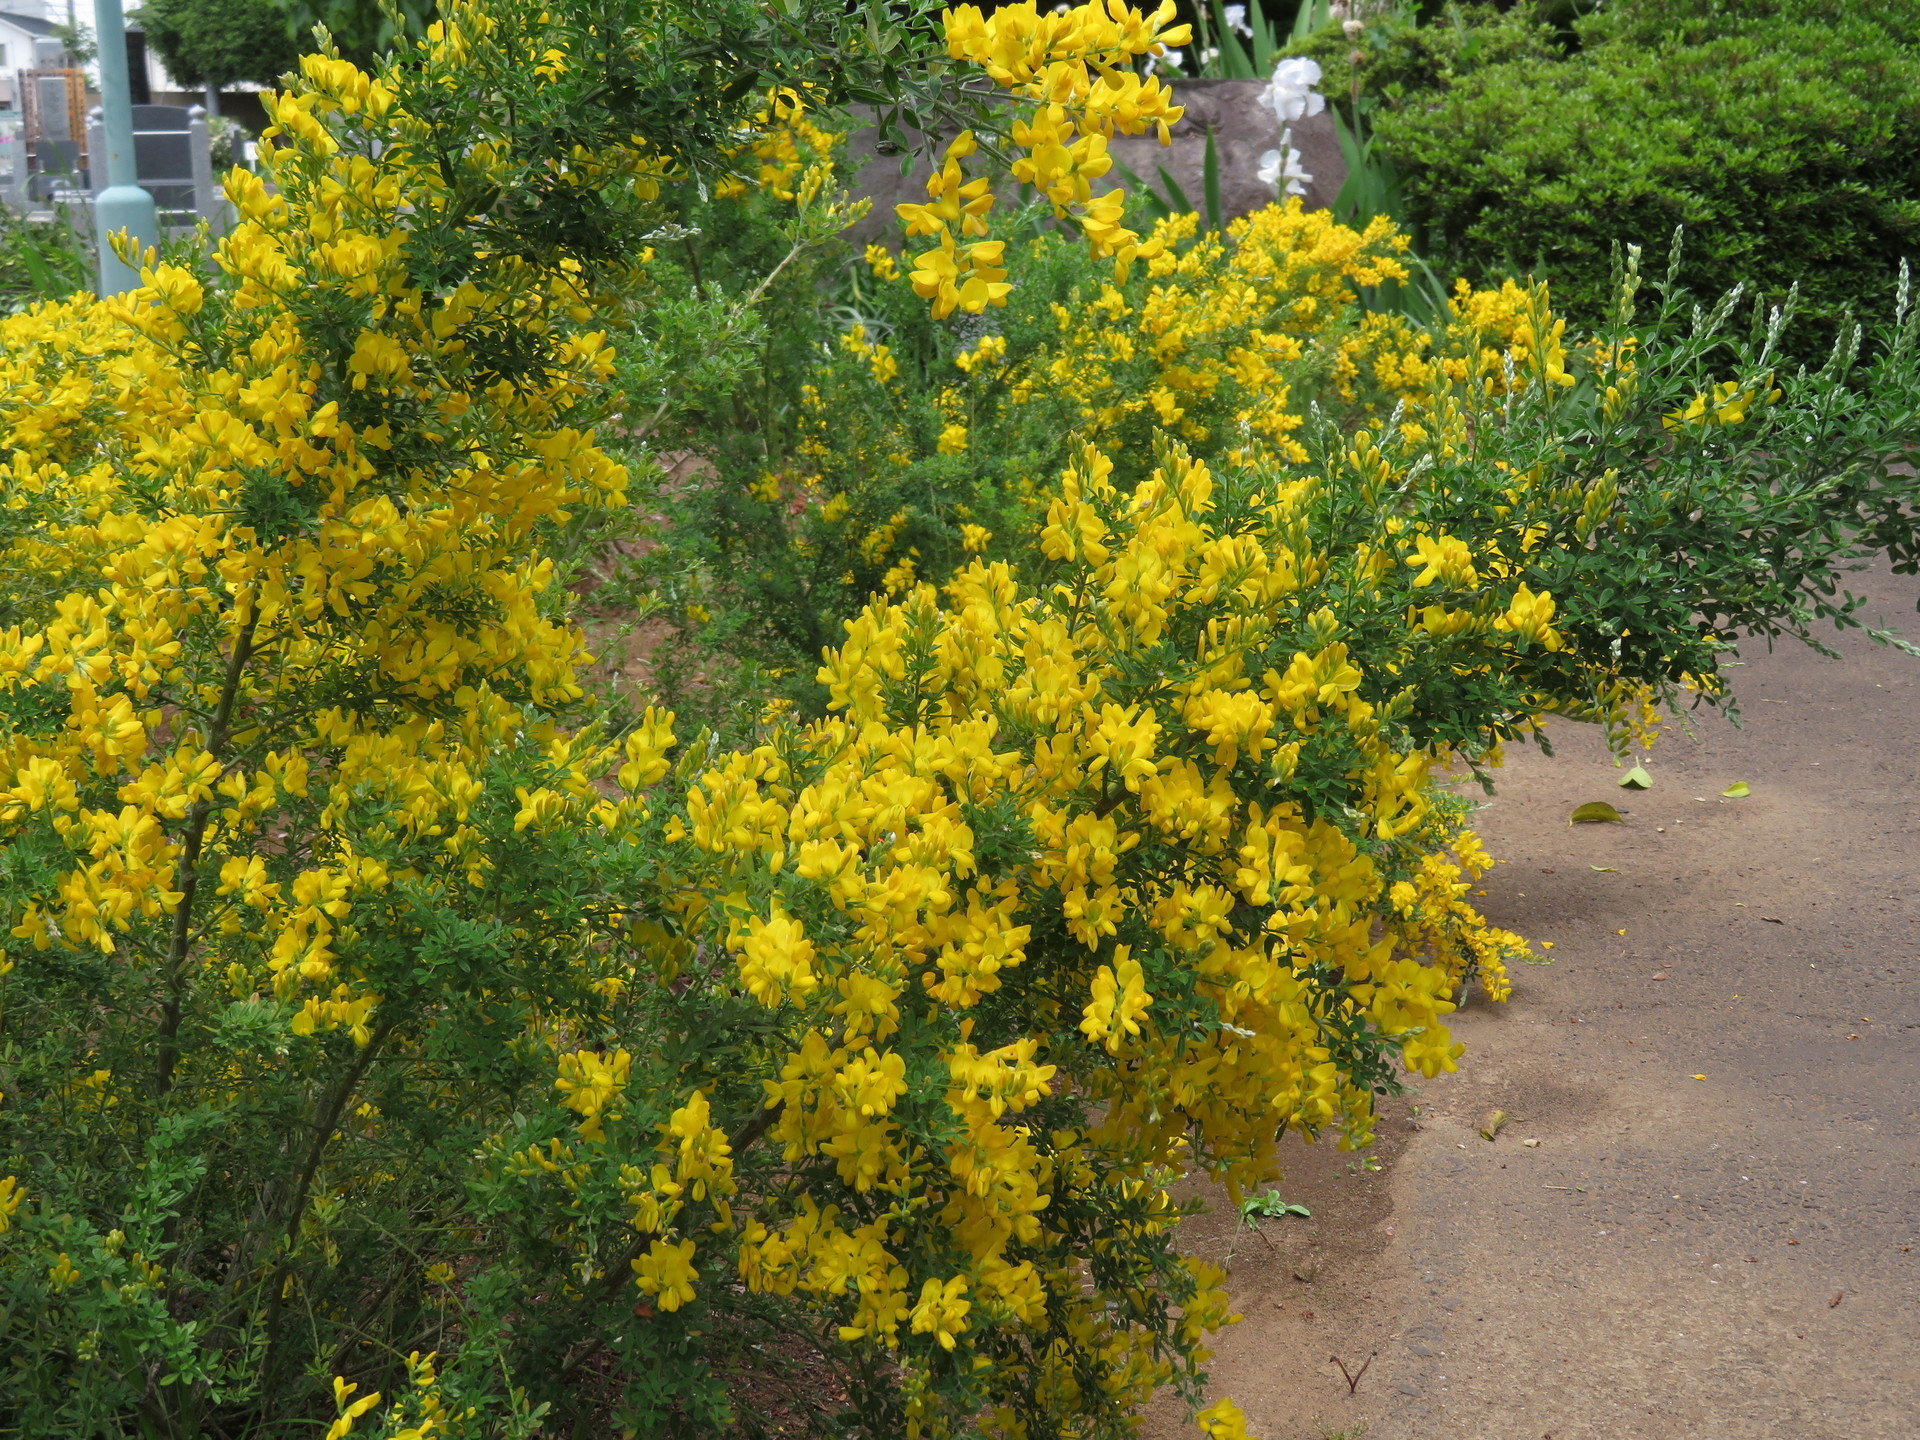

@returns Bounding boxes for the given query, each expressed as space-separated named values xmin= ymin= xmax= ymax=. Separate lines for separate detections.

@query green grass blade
xmin=1203 ymin=128 xmax=1223 ymax=233
xmin=1157 ymin=164 xmax=1194 ymax=217
xmin=1113 ymin=160 xmax=1174 ymax=221
xmin=1212 ymin=0 xmax=1256 ymax=77
xmin=1252 ymin=8 xmax=1279 ymax=71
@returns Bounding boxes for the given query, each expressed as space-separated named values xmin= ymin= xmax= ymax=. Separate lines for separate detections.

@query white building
xmin=1 ymin=2 xmax=224 ymax=114
xmin=0 ymin=6 xmax=65 ymax=113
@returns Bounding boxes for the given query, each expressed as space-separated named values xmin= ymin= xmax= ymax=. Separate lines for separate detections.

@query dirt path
xmin=1151 ymin=559 xmax=1920 ymax=1440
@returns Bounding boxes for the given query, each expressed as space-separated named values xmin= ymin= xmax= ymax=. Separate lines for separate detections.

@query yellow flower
xmin=633 ymin=1237 xmax=699 ymax=1311
xmin=0 ymin=1176 xmax=22 ymax=1235
xmin=909 ymin=1275 xmax=972 ymax=1350
xmin=324 ymin=1379 xmax=382 ymax=1440
xmin=554 ymin=1049 xmax=632 ymax=1142
xmin=1196 ymin=1398 xmax=1254 ymax=1440
xmin=1405 ymin=532 xmax=1477 ymax=589
xmin=1079 ymin=949 xmax=1152 ymax=1052
xmin=1496 ymin=583 xmax=1562 ymax=651
xmin=735 ymin=905 xmax=820 ymax=1007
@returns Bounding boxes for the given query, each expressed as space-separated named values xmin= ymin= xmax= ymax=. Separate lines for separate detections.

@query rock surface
xmin=839 ymin=79 xmax=1345 ymax=246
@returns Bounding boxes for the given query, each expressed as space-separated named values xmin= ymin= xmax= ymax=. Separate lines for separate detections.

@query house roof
xmin=0 ymin=11 xmax=61 ymax=37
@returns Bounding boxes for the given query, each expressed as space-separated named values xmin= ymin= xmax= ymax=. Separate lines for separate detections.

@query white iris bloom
xmin=1258 ymin=139 xmax=1313 ymax=197
xmin=1262 ymin=56 xmax=1327 ymax=123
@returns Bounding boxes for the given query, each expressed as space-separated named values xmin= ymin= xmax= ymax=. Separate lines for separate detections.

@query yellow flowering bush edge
xmin=5 ymin=0 xmax=1920 ymax=1433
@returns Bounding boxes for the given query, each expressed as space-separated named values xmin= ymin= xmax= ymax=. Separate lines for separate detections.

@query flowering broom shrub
xmin=636 ymin=202 xmax=1421 ymax=705
xmin=3 ymin=0 xmax=1920 ymax=1437
xmin=646 ymin=183 xmax=1920 ymax=728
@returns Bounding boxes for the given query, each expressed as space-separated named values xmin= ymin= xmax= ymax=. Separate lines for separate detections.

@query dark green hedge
xmin=1328 ymin=1 xmax=1920 ymax=358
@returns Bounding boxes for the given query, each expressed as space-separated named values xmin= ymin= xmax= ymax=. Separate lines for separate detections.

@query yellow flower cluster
xmin=1055 ymin=204 xmax=1414 ymax=459
xmin=0 ymin=31 xmax=628 ymax=1048
xmin=620 ymin=435 xmax=1553 ymax=1417
xmin=1663 ymin=376 xmax=1779 ymax=430
xmin=715 ymin=87 xmax=842 ymax=203
xmin=792 ymin=201 xmax=1421 ymax=590
xmin=898 ymin=0 xmax=1191 ymax=315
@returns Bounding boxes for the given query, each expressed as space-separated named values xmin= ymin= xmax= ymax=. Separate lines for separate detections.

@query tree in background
xmin=280 ymin=0 xmax=434 ymax=69
xmin=137 ymin=0 xmax=300 ymax=110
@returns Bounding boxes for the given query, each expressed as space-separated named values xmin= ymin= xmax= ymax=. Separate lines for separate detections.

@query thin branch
xmin=155 ymin=595 xmax=260 ymax=1099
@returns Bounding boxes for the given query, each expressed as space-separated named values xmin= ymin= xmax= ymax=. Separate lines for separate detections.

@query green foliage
xmin=282 ymin=0 xmax=436 ymax=67
xmin=49 ymin=20 xmax=97 ymax=65
xmin=1344 ymin=0 xmax=1920 ymax=356
xmin=1280 ymin=1 xmax=1561 ymax=112
xmin=141 ymin=0 xmax=302 ymax=88
xmin=1238 ymin=1191 xmax=1310 ymax=1223
xmin=1471 ymin=247 xmax=1920 ymax=706
xmin=0 ymin=205 xmax=92 ymax=310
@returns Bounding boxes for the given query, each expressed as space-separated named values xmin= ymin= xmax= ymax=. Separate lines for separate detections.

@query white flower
xmin=1257 ymin=137 xmax=1313 ymax=197
xmin=1343 ymin=18 xmax=1367 ymax=39
xmin=1262 ymin=57 xmax=1327 ymax=123
xmin=1157 ymin=48 xmax=1185 ymax=73
xmin=1225 ymin=4 xmax=1253 ymax=37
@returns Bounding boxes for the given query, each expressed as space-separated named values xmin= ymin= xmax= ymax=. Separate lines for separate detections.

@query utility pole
xmin=91 ymin=0 xmax=157 ymax=296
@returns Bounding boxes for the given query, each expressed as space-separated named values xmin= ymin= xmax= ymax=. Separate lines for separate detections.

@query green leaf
xmin=1156 ymin=165 xmax=1193 ymax=217
xmin=1570 ymin=801 xmax=1623 ymax=824
xmin=1290 ymin=0 xmax=1329 ymax=41
xmin=1722 ymin=781 xmax=1750 ymax=797
xmin=1618 ymin=764 xmax=1653 ymax=789
xmin=1238 ymin=1190 xmax=1311 ymax=1223
xmin=1210 ymin=0 xmax=1256 ymax=78
xmin=1202 ymin=129 xmax=1223 ymax=235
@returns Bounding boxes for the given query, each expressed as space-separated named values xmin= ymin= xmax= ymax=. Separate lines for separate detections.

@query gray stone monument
xmin=86 ymin=103 xmax=225 ymax=234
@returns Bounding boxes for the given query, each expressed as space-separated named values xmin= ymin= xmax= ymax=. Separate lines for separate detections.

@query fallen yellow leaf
xmin=1691 ymin=1074 xmax=1707 ymax=1081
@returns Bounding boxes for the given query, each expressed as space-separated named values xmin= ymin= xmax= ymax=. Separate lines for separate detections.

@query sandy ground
xmin=1148 ymin=559 xmax=1920 ymax=1440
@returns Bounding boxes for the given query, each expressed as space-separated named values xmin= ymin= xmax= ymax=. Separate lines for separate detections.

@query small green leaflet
xmin=1238 ymin=1191 xmax=1311 ymax=1225
xmin=1722 ymin=781 xmax=1751 ymax=798
xmin=1619 ymin=764 xmax=1653 ymax=790
xmin=1570 ymin=801 xmax=1623 ymax=824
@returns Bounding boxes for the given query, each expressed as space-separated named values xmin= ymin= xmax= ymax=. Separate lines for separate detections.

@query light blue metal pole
xmin=91 ymin=0 xmax=158 ymax=296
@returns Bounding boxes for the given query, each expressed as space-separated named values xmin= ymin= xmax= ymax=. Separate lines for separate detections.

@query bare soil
xmin=1147 ymin=558 xmax=1920 ymax=1440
